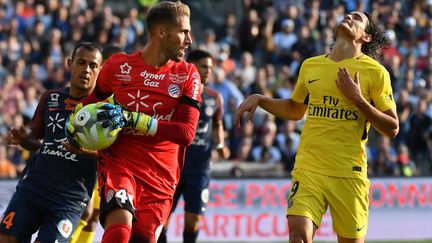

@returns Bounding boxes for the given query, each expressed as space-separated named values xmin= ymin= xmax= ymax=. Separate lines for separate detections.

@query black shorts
xmin=0 ymin=187 xmax=84 ymax=243
xmin=171 ymin=171 xmax=210 ymax=215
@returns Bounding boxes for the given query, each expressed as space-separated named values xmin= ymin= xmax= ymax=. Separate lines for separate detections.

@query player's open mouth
xmin=79 ymin=76 xmax=90 ymax=83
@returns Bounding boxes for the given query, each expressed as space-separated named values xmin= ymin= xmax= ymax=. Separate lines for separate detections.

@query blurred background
xmin=0 ymin=0 xmax=432 ymax=242
xmin=1 ymin=0 xmax=431 ymax=179
xmin=1 ymin=0 xmax=432 ymax=242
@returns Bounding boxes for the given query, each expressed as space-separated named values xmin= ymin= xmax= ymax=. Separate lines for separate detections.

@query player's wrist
xmin=216 ymin=143 xmax=225 ymax=150
xmin=132 ymin=112 xmax=157 ymax=136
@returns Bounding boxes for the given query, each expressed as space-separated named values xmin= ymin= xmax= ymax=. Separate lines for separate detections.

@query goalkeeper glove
xmin=65 ymin=103 xmax=83 ymax=148
xmin=96 ymin=100 xmax=157 ymax=136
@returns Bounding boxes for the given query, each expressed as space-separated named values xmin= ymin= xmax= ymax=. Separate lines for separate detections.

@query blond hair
xmin=145 ymin=1 xmax=190 ymax=34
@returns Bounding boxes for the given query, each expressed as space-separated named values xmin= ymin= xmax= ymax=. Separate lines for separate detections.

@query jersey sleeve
xmin=182 ymin=65 xmax=202 ymax=105
xmin=291 ymin=61 xmax=309 ymax=104
xmin=30 ymin=91 xmax=48 ymax=139
xmin=370 ymin=67 xmax=396 ymax=112
xmin=96 ymin=55 xmax=117 ymax=95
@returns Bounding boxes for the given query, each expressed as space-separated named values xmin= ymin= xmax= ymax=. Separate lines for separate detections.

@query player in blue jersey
xmin=158 ymin=49 xmax=230 ymax=243
xmin=0 ymin=42 xmax=103 ymax=243
xmin=70 ymin=44 xmax=124 ymax=243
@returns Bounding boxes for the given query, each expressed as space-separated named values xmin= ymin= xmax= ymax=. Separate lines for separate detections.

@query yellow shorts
xmin=93 ymin=181 xmax=101 ymax=210
xmin=287 ymin=168 xmax=370 ymax=238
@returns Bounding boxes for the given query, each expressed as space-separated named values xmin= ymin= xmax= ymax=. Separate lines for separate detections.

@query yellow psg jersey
xmin=291 ymin=54 xmax=396 ymax=178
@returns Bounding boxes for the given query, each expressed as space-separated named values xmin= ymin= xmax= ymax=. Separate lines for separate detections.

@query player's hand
xmin=336 ymin=67 xmax=363 ymax=104
xmin=65 ymin=103 xmax=84 ymax=148
xmin=217 ymin=145 xmax=231 ymax=160
xmin=7 ymin=125 xmax=28 ymax=145
xmin=62 ymin=140 xmax=98 ymax=158
xmin=96 ymin=100 xmax=156 ymax=136
xmin=234 ymin=94 xmax=262 ymax=128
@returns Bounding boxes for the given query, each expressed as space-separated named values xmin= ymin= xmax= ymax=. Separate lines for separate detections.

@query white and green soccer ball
xmin=73 ymin=103 xmax=118 ymax=150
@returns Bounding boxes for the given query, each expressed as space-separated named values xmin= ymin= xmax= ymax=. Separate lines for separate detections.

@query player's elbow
xmin=382 ymin=124 xmax=399 ymax=138
xmin=183 ymin=128 xmax=196 ymax=146
xmin=176 ymin=124 xmax=196 ymax=147
xmin=387 ymin=126 xmax=399 ymax=138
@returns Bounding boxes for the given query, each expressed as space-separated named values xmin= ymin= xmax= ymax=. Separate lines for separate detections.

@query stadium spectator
xmin=1 ymin=0 xmax=432 ymax=179
xmin=250 ymin=118 xmax=281 ymax=164
xmin=406 ymin=96 xmax=432 ymax=175
xmin=369 ymin=135 xmax=399 ymax=176
xmin=234 ymin=10 xmax=398 ymax=243
xmin=276 ymin=120 xmax=300 ymax=171
xmin=209 ymin=66 xmax=244 ymax=131
xmin=0 ymin=142 xmax=16 ymax=179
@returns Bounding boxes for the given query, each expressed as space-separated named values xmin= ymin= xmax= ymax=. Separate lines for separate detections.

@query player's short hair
xmin=145 ymin=1 xmax=190 ymax=34
xmin=102 ymin=45 xmax=123 ymax=62
xmin=362 ymin=12 xmax=389 ymax=62
xmin=187 ymin=49 xmax=213 ymax=62
xmin=71 ymin=42 xmax=102 ymax=61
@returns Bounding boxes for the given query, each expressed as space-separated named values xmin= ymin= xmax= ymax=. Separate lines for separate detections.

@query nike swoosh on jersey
xmin=308 ymin=79 xmax=319 ymax=84
xmin=356 ymin=225 xmax=365 ymax=232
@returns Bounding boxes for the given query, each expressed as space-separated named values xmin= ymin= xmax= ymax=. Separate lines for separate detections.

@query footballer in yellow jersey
xmin=235 ymin=11 xmax=398 ymax=243
xmin=291 ymin=53 xmax=395 ymax=178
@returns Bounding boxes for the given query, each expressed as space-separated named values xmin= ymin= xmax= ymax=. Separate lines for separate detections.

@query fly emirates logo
xmin=308 ymin=96 xmax=359 ymax=120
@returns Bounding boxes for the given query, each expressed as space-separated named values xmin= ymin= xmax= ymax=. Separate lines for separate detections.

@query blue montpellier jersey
xmin=17 ymin=88 xmax=97 ymax=210
xmin=183 ymin=86 xmax=223 ymax=173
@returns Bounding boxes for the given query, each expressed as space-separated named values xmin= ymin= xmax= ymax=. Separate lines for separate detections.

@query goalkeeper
xmin=67 ymin=2 xmax=201 ymax=242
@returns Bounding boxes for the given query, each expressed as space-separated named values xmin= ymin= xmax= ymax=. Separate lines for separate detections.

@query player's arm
xmin=353 ymin=102 xmax=398 ymax=137
xmin=157 ymin=96 xmax=201 ymax=146
xmin=336 ymin=67 xmax=399 ymax=137
xmin=8 ymin=91 xmax=52 ymax=151
xmin=213 ymin=92 xmax=230 ymax=159
xmin=213 ymin=120 xmax=230 ymax=159
xmin=62 ymin=141 xmax=99 ymax=159
xmin=7 ymin=126 xmax=42 ymax=151
xmin=234 ymin=95 xmax=307 ymax=127
xmin=97 ymin=95 xmax=200 ymax=146
xmin=235 ymin=60 xmax=309 ymax=127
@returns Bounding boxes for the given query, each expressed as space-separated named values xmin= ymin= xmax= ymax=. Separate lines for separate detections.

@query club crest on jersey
xmin=168 ymin=84 xmax=181 ymax=98
xmin=47 ymin=93 xmax=60 ymax=107
xmin=120 ymin=63 xmax=132 ymax=74
xmin=201 ymin=188 xmax=209 ymax=203
xmin=205 ymin=106 xmax=214 ymax=116
xmin=192 ymin=72 xmax=199 ymax=79
xmin=57 ymin=219 xmax=73 ymax=238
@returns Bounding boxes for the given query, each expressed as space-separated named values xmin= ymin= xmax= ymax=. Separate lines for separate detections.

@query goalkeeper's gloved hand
xmin=96 ymin=99 xmax=157 ymax=136
xmin=65 ymin=103 xmax=83 ymax=148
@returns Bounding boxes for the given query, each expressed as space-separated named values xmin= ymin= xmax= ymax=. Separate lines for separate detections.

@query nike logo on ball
xmin=308 ymin=79 xmax=319 ymax=84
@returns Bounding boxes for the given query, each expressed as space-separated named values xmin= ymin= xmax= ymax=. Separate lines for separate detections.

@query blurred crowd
xmin=0 ymin=0 xmax=432 ymax=179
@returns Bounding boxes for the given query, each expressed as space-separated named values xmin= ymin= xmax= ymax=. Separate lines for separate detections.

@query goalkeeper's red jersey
xmin=86 ymin=51 xmax=202 ymax=196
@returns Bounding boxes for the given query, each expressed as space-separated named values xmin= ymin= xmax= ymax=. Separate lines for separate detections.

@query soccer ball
xmin=73 ymin=103 xmax=118 ymax=150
